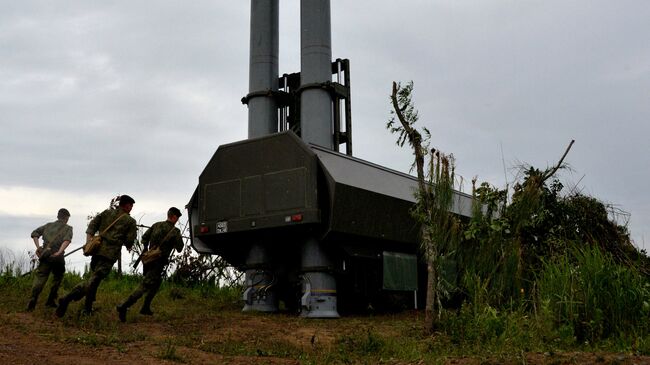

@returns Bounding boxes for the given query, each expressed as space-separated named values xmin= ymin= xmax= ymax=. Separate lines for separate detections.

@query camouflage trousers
xmin=62 ymin=255 xmax=116 ymax=310
xmin=120 ymin=262 xmax=164 ymax=310
xmin=30 ymin=259 xmax=65 ymax=304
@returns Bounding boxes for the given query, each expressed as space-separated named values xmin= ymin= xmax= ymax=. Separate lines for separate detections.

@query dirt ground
xmin=1 ymin=308 xmax=649 ymax=365
xmin=1 ymin=310 xmax=298 ymax=365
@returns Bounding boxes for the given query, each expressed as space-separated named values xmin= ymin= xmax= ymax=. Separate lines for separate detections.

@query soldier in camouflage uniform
xmin=56 ymin=195 xmax=137 ymax=317
xmin=116 ymin=207 xmax=184 ymax=322
xmin=27 ymin=208 xmax=73 ymax=311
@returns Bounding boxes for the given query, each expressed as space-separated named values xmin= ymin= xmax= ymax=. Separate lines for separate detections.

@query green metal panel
xmin=242 ymin=175 xmax=264 ymax=216
xmin=382 ymin=251 xmax=418 ymax=291
xmin=197 ymin=132 xmax=320 ymax=234
xmin=264 ymin=167 xmax=307 ymax=212
xmin=205 ymin=180 xmax=240 ymax=220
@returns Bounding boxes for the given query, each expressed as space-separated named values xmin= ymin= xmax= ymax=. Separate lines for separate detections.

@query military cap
xmin=57 ymin=208 xmax=71 ymax=219
xmin=168 ymin=207 xmax=182 ymax=218
xmin=119 ymin=194 xmax=136 ymax=205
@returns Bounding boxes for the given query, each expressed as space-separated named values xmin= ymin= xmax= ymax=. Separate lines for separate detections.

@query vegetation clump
xmin=389 ymin=80 xmax=650 ymax=347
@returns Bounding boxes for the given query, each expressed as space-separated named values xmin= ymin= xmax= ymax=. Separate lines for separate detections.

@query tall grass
xmin=0 ymin=248 xmax=33 ymax=276
xmin=447 ymin=244 xmax=650 ymax=353
xmin=537 ymin=246 xmax=650 ymax=342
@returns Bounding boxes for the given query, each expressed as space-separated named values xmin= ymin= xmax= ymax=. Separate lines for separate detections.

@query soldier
xmin=116 ymin=207 xmax=184 ymax=322
xmin=27 ymin=208 xmax=73 ymax=311
xmin=56 ymin=195 xmax=137 ymax=317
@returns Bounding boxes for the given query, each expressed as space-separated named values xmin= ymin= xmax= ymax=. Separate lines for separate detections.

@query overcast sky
xmin=1 ymin=1 xmax=649 ymax=272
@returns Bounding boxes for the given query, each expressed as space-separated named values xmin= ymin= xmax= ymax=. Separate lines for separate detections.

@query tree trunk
xmin=425 ymin=259 xmax=435 ymax=332
xmin=422 ymin=230 xmax=437 ymax=333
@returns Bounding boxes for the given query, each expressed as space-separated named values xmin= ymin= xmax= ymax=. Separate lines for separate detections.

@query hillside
xmin=1 ymin=274 xmax=649 ymax=365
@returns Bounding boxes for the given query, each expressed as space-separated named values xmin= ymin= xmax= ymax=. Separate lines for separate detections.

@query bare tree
xmin=388 ymin=81 xmax=460 ymax=332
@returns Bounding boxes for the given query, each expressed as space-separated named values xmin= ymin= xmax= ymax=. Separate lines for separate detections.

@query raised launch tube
xmin=299 ymin=0 xmax=339 ymax=318
xmin=299 ymin=0 xmax=334 ymax=149
xmin=248 ymin=0 xmax=279 ymax=138
xmin=243 ymin=0 xmax=280 ymax=312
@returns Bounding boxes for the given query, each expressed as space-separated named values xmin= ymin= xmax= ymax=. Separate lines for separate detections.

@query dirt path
xmin=1 ymin=310 xmax=648 ymax=364
xmin=0 ymin=311 xmax=302 ymax=365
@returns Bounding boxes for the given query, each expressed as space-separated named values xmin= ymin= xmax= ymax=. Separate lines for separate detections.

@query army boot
xmin=45 ymin=292 xmax=58 ymax=308
xmin=55 ymin=287 xmax=84 ymax=318
xmin=140 ymin=299 xmax=154 ymax=315
xmin=81 ymin=298 xmax=94 ymax=316
xmin=55 ymin=296 xmax=70 ymax=318
xmin=116 ymin=296 xmax=137 ymax=323
xmin=26 ymin=298 xmax=37 ymax=312
xmin=116 ymin=305 xmax=128 ymax=322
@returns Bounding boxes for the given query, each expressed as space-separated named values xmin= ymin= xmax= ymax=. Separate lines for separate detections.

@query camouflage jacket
xmin=87 ymin=208 xmax=137 ymax=261
xmin=31 ymin=220 xmax=73 ymax=261
xmin=142 ymin=220 xmax=183 ymax=263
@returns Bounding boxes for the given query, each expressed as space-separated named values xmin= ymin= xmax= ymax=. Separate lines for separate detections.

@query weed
xmin=335 ymin=327 xmax=385 ymax=358
xmin=157 ymin=339 xmax=185 ymax=362
xmin=200 ymin=337 xmax=303 ymax=359
xmin=70 ymin=332 xmax=101 ymax=347
xmin=168 ymin=286 xmax=186 ymax=300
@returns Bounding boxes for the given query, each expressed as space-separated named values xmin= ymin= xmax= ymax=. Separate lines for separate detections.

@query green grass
xmin=2 ymin=264 xmax=650 ymax=364
xmin=537 ymin=246 xmax=650 ymax=342
xmin=157 ymin=339 xmax=186 ymax=362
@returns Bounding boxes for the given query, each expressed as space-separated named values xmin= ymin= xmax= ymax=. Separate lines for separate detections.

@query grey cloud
xmin=1 ymin=1 xmax=649 ymax=249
